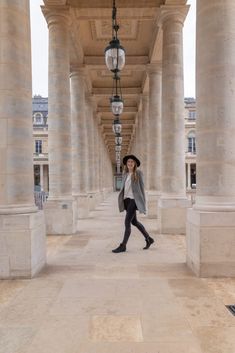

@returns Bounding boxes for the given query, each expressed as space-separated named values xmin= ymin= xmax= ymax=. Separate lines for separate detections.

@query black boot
xmin=112 ymin=243 xmax=126 ymax=253
xmin=143 ymin=236 xmax=154 ymax=250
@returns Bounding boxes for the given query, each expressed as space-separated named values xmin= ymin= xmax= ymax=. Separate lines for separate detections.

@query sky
xmin=30 ymin=0 xmax=196 ymax=98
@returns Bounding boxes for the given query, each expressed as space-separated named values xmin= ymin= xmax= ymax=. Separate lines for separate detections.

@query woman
xmin=112 ymin=154 xmax=154 ymax=253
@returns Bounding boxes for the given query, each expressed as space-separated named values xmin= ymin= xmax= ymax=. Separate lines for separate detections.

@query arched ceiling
xmin=43 ymin=0 xmax=188 ymax=163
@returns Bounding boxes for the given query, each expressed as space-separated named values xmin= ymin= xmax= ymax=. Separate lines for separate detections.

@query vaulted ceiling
xmin=43 ymin=0 xmax=188 ymax=163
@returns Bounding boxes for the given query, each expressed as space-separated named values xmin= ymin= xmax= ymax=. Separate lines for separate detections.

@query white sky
xmin=30 ymin=0 xmax=196 ymax=98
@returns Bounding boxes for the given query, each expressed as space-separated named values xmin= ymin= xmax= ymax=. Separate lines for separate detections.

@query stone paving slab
xmin=0 ymin=193 xmax=235 ymax=353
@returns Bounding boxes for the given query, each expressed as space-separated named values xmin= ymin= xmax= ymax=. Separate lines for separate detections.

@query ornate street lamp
xmin=112 ymin=117 xmax=122 ymax=134
xmin=105 ymin=0 xmax=125 ymax=174
xmin=104 ymin=0 xmax=125 ymax=73
xmin=115 ymin=133 xmax=122 ymax=145
xmin=110 ymin=72 xmax=123 ymax=116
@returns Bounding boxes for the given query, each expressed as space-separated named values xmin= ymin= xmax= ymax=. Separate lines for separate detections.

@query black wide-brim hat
xmin=123 ymin=154 xmax=140 ymax=167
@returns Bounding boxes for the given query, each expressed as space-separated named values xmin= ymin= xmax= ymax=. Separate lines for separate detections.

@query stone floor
xmin=1 ymin=193 xmax=235 ymax=353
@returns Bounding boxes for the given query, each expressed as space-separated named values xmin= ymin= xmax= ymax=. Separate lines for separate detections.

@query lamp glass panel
xmin=111 ymin=100 xmax=123 ymax=115
xmin=112 ymin=122 xmax=122 ymax=134
xmin=105 ymin=47 xmax=125 ymax=71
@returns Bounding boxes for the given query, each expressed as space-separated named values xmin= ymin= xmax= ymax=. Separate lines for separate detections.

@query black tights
xmin=122 ymin=198 xmax=150 ymax=245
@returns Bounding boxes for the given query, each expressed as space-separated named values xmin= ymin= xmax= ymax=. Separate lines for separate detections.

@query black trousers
xmin=122 ymin=198 xmax=150 ymax=245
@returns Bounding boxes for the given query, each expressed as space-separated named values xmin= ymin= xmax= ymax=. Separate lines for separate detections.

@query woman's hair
xmin=123 ymin=161 xmax=139 ymax=182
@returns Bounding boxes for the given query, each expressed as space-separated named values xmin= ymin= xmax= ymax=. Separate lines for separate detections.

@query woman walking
xmin=112 ymin=155 xmax=154 ymax=253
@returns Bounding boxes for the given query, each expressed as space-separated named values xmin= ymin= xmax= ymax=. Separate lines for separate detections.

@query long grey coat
xmin=118 ymin=169 xmax=146 ymax=214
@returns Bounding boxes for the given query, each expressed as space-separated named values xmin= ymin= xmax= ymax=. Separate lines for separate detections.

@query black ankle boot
xmin=143 ymin=236 xmax=154 ymax=250
xmin=112 ymin=243 xmax=126 ymax=253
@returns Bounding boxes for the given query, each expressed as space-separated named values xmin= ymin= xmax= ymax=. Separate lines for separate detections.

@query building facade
xmin=33 ymin=95 xmax=49 ymax=192
xmin=33 ymin=95 xmax=197 ymax=194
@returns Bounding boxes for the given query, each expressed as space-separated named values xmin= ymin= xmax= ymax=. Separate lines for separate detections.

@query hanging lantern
xmin=115 ymin=133 xmax=122 ymax=145
xmin=105 ymin=39 xmax=125 ymax=73
xmin=112 ymin=118 xmax=122 ymax=134
xmin=110 ymin=95 xmax=123 ymax=116
xmin=110 ymin=72 xmax=124 ymax=116
xmin=104 ymin=0 xmax=125 ymax=73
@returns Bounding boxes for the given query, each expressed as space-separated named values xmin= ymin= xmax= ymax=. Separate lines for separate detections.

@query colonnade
xmin=1 ymin=0 xmax=235 ymax=278
xmin=42 ymin=8 xmax=113 ymax=235
xmin=0 ymin=1 xmax=113 ymax=278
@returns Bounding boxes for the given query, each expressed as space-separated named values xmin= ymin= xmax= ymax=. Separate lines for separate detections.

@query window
xmin=188 ymin=131 xmax=196 ymax=154
xmin=188 ymin=110 xmax=196 ymax=120
xmin=35 ymin=140 xmax=42 ymax=154
xmin=34 ymin=113 xmax=43 ymax=125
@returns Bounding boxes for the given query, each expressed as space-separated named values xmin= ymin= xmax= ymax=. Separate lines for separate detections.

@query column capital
xmin=159 ymin=5 xmax=189 ymax=27
xmin=41 ymin=6 xmax=70 ymax=28
xmin=146 ymin=62 xmax=162 ymax=75
xmin=70 ymin=65 xmax=87 ymax=78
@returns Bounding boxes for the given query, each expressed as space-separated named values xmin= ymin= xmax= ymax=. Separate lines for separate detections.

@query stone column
xmin=187 ymin=0 xmax=235 ymax=277
xmin=43 ymin=165 xmax=49 ymax=192
xmin=85 ymin=94 xmax=96 ymax=210
xmin=42 ymin=7 xmax=77 ymax=233
xmin=141 ymin=95 xmax=149 ymax=191
xmin=70 ymin=67 xmax=89 ymax=219
xmin=159 ymin=6 xmax=190 ymax=234
xmin=0 ymin=0 xmax=46 ymax=278
xmin=98 ymin=124 xmax=104 ymax=200
xmin=147 ymin=63 xmax=162 ymax=218
xmin=135 ymin=113 xmax=141 ymax=160
xmin=94 ymin=113 xmax=101 ymax=204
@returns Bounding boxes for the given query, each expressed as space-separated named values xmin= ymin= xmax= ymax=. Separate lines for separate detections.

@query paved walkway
xmin=1 ymin=193 xmax=235 ymax=353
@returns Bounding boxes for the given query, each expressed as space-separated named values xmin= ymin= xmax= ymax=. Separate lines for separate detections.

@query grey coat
xmin=118 ymin=169 xmax=146 ymax=214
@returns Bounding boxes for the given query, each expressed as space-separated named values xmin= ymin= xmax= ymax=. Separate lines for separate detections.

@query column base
xmin=147 ymin=191 xmax=160 ymax=218
xmin=187 ymin=208 xmax=235 ymax=277
xmin=77 ymin=194 xmax=89 ymax=219
xmin=158 ymin=197 xmax=191 ymax=234
xmin=44 ymin=197 xmax=77 ymax=234
xmin=88 ymin=192 xmax=97 ymax=211
xmin=96 ymin=191 xmax=104 ymax=205
xmin=0 ymin=210 xmax=46 ymax=279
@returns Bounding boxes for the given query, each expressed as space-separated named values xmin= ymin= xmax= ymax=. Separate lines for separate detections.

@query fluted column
xmin=70 ymin=67 xmax=89 ymax=219
xmin=42 ymin=7 xmax=77 ymax=233
xmin=94 ymin=113 xmax=101 ymax=203
xmin=135 ymin=113 xmax=141 ymax=159
xmin=141 ymin=95 xmax=149 ymax=190
xmin=98 ymin=124 xmax=104 ymax=200
xmin=85 ymin=94 xmax=97 ymax=210
xmin=187 ymin=0 xmax=235 ymax=277
xmin=146 ymin=63 xmax=162 ymax=218
xmin=0 ymin=0 xmax=46 ymax=278
xmin=158 ymin=6 xmax=190 ymax=234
